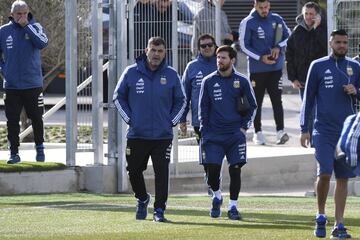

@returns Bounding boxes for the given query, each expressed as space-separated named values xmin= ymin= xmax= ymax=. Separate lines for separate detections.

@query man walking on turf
xmin=301 ymin=29 xmax=360 ymax=238
xmin=199 ymin=45 xmax=257 ymax=220
xmin=113 ymin=36 xmax=186 ymax=222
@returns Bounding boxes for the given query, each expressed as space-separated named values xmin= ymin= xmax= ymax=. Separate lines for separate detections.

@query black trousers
xmin=4 ymin=88 xmax=44 ymax=154
xmin=126 ymin=138 xmax=172 ymax=210
xmin=250 ymin=70 xmax=284 ymax=132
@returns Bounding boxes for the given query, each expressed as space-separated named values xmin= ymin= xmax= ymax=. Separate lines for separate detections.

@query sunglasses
xmin=200 ymin=43 xmax=214 ymax=49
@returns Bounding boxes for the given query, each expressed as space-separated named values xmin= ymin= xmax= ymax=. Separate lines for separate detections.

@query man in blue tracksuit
xmin=113 ymin=37 xmax=186 ymax=222
xmin=0 ymin=1 xmax=48 ymax=164
xmin=199 ymin=45 xmax=257 ymax=220
xmin=300 ymin=29 xmax=360 ymax=239
xmin=180 ymin=34 xmax=217 ymax=142
xmin=239 ymin=0 xmax=291 ymax=145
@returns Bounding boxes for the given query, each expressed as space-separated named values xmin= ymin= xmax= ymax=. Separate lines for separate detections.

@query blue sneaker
xmin=153 ymin=208 xmax=167 ymax=222
xmin=7 ymin=154 xmax=21 ymax=164
xmin=227 ymin=206 xmax=242 ymax=220
xmin=330 ymin=223 xmax=352 ymax=239
xmin=314 ymin=215 xmax=327 ymax=238
xmin=135 ymin=193 xmax=151 ymax=220
xmin=210 ymin=197 xmax=223 ymax=218
xmin=35 ymin=144 xmax=45 ymax=162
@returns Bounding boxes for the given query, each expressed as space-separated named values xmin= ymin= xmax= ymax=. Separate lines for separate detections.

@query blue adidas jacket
xmin=180 ymin=54 xmax=217 ymax=127
xmin=199 ymin=69 xmax=257 ymax=135
xmin=0 ymin=14 xmax=48 ymax=89
xmin=300 ymin=56 xmax=360 ymax=135
xmin=113 ymin=55 xmax=186 ymax=140
xmin=239 ymin=8 xmax=290 ymax=73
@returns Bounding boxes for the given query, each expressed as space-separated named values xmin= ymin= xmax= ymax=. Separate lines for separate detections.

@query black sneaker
xmin=227 ymin=206 xmax=242 ymax=220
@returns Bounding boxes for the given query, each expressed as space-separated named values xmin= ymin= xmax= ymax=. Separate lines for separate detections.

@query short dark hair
xmin=216 ymin=45 xmax=237 ymax=59
xmin=254 ymin=0 xmax=269 ymax=4
xmin=147 ymin=36 xmax=166 ymax=48
xmin=330 ymin=29 xmax=348 ymax=37
xmin=303 ymin=2 xmax=320 ymax=14
xmin=197 ymin=34 xmax=216 ymax=50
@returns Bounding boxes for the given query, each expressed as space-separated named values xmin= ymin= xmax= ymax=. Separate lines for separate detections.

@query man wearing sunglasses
xmin=180 ymin=34 xmax=217 ymax=195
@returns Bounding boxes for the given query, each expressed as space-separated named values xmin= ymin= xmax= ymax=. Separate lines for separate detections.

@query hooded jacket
xmin=113 ymin=54 xmax=186 ymax=140
xmin=286 ymin=14 xmax=327 ymax=84
xmin=239 ymin=8 xmax=290 ymax=73
xmin=199 ymin=69 xmax=257 ymax=135
xmin=180 ymin=53 xmax=217 ymax=127
xmin=0 ymin=13 xmax=48 ymax=89
xmin=300 ymin=55 xmax=360 ymax=135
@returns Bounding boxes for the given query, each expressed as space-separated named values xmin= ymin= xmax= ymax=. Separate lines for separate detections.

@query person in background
xmin=239 ymin=0 xmax=291 ymax=145
xmin=199 ymin=45 xmax=257 ymax=220
xmin=191 ymin=0 xmax=233 ymax=57
xmin=300 ymin=29 xmax=360 ymax=239
xmin=180 ymin=33 xmax=217 ymax=195
xmin=113 ymin=36 xmax=186 ymax=222
xmin=286 ymin=1 xmax=327 ymax=142
xmin=0 ymin=0 xmax=48 ymax=164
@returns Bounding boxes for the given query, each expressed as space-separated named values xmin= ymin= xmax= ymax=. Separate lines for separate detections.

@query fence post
xmin=65 ymin=0 xmax=77 ymax=166
xmin=92 ymin=0 xmax=104 ymax=165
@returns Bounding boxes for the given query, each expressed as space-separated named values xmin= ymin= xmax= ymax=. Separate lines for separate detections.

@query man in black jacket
xmin=286 ymin=2 xmax=327 ymax=96
xmin=286 ymin=2 xmax=327 ymax=142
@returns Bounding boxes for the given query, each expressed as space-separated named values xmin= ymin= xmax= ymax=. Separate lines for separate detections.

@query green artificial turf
xmin=0 ymin=193 xmax=359 ymax=240
xmin=0 ymin=160 xmax=66 ymax=172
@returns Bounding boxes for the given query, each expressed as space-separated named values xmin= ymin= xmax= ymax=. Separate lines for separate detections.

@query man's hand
xmin=313 ymin=14 xmax=321 ymax=29
xmin=300 ymin=132 xmax=311 ymax=148
xmin=343 ymin=84 xmax=357 ymax=95
xmin=270 ymin=47 xmax=280 ymax=60
xmin=17 ymin=15 xmax=28 ymax=27
xmin=292 ymin=80 xmax=304 ymax=89
xmin=261 ymin=55 xmax=276 ymax=65
xmin=179 ymin=122 xmax=187 ymax=136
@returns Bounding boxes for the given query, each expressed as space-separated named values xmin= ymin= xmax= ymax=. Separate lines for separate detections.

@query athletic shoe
xmin=227 ymin=206 xmax=242 ymax=220
xmin=253 ymin=131 xmax=266 ymax=145
xmin=153 ymin=208 xmax=167 ymax=222
xmin=330 ymin=223 xmax=352 ymax=239
xmin=276 ymin=130 xmax=289 ymax=145
xmin=135 ymin=193 xmax=151 ymax=220
xmin=210 ymin=197 xmax=223 ymax=218
xmin=314 ymin=215 xmax=327 ymax=238
xmin=7 ymin=154 xmax=21 ymax=164
xmin=35 ymin=144 xmax=45 ymax=162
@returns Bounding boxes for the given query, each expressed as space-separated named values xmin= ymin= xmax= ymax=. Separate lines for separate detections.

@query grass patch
xmin=0 ymin=160 xmax=66 ymax=173
xmin=0 ymin=193 xmax=359 ymax=239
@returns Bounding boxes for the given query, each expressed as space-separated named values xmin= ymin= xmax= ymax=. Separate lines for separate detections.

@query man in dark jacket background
xmin=286 ymin=1 xmax=327 ymax=96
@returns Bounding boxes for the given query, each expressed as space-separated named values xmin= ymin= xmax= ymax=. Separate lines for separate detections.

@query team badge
xmin=233 ymin=80 xmax=240 ymax=88
xmin=272 ymin=22 xmax=276 ymax=29
xmin=160 ymin=76 xmax=167 ymax=85
xmin=126 ymin=147 xmax=131 ymax=156
xmin=347 ymin=66 xmax=353 ymax=76
xmin=25 ymin=33 xmax=29 ymax=40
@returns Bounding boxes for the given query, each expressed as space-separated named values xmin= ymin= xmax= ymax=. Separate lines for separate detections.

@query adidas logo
xmin=197 ymin=71 xmax=203 ymax=75
xmin=6 ymin=35 xmax=13 ymax=42
xmin=325 ymin=69 xmax=331 ymax=74
xmin=136 ymin=78 xmax=144 ymax=86
xmin=213 ymin=83 xmax=220 ymax=87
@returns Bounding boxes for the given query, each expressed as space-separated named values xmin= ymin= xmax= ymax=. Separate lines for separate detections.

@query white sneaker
xmin=276 ymin=130 xmax=289 ymax=145
xmin=253 ymin=131 xmax=266 ymax=145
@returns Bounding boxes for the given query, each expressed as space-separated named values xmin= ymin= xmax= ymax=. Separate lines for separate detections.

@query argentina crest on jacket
xmin=233 ymin=79 xmax=240 ymax=88
xmin=160 ymin=76 xmax=167 ymax=85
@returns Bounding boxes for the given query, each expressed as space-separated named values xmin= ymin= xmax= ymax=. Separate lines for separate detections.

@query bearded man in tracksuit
xmin=199 ymin=45 xmax=257 ymax=220
xmin=0 ymin=0 xmax=48 ymax=164
xmin=239 ymin=0 xmax=291 ymax=145
xmin=113 ymin=37 xmax=186 ymax=222
xmin=301 ymin=29 xmax=360 ymax=239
